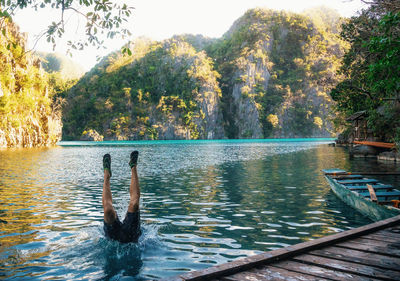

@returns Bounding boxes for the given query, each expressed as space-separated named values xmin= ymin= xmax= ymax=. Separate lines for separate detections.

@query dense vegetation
xmin=0 ymin=17 xmax=82 ymax=147
xmin=63 ymin=7 xmax=346 ymax=140
xmin=330 ymin=0 xmax=400 ymax=144
xmin=63 ymin=38 xmax=223 ymax=140
xmin=206 ymin=7 xmax=346 ymax=138
xmin=4 ymin=3 xmax=398 ymax=144
xmin=0 ymin=17 xmax=62 ymax=146
xmin=0 ymin=0 xmax=133 ymax=54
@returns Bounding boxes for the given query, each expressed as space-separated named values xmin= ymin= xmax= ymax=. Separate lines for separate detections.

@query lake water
xmin=1 ymin=139 xmax=397 ymax=280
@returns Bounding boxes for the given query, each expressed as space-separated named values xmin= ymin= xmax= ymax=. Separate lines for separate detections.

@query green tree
xmin=330 ymin=0 xmax=400 ymax=141
xmin=0 ymin=0 xmax=134 ymax=53
xmin=0 ymin=16 xmax=69 ymax=146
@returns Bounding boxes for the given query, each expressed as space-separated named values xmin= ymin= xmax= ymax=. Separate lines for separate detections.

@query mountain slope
xmin=205 ymin=8 xmax=346 ymax=138
xmin=63 ymin=38 xmax=224 ymax=140
xmin=62 ymin=7 xmax=346 ymax=140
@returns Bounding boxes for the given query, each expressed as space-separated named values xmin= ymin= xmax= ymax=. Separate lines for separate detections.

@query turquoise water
xmin=1 ymin=139 xmax=394 ymax=280
xmin=57 ymin=138 xmax=336 ymax=146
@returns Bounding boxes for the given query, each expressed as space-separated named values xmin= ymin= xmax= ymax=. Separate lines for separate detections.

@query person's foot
xmin=103 ymin=153 xmax=112 ymax=177
xmin=129 ymin=151 xmax=139 ymax=169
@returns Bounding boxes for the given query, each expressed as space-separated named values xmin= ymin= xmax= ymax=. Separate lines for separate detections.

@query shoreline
xmin=56 ymin=138 xmax=336 ymax=147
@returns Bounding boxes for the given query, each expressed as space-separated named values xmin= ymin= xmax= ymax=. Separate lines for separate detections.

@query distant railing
xmin=353 ymin=140 xmax=395 ymax=149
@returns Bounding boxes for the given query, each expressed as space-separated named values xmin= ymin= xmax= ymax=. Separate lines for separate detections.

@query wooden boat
xmin=323 ymin=169 xmax=400 ymax=221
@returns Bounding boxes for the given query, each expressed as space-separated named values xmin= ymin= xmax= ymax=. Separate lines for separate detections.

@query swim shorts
xmin=104 ymin=211 xmax=141 ymax=243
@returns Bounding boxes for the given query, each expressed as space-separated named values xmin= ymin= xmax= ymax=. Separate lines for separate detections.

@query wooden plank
xmin=273 ymin=259 xmax=381 ymax=281
xmin=218 ymin=277 xmax=236 ymax=281
xmin=219 ymin=271 xmax=271 ymax=281
xmin=336 ymin=241 xmax=400 ymax=258
xmin=338 ymin=179 xmax=379 ymax=185
xmin=331 ymin=175 xmax=363 ymax=180
xmin=294 ymin=254 xmax=400 ymax=280
xmin=254 ymin=265 xmax=332 ymax=281
xmin=360 ymin=189 xmax=400 ymax=197
xmin=352 ymin=171 xmax=400 ymax=175
xmin=367 ymin=184 xmax=378 ymax=202
xmin=344 ymin=236 xmax=400 ymax=248
xmin=353 ymin=141 xmax=395 ymax=149
xmin=375 ymin=228 xmax=400 ymax=237
xmin=162 ymin=215 xmax=400 ymax=281
xmin=364 ymin=232 xmax=400 ymax=243
xmin=348 ymin=184 xmax=393 ymax=191
xmin=309 ymin=246 xmax=400 ymax=271
xmin=322 ymin=170 xmax=400 ymax=176
xmin=359 ymin=191 xmax=400 ymax=198
xmin=387 ymin=226 xmax=400 ymax=233
xmin=218 ymin=276 xmax=237 ymax=281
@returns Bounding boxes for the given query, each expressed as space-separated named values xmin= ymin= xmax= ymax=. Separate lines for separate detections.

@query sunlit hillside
xmin=0 ymin=18 xmax=63 ymax=147
xmin=62 ymin=7 xmax=346 ymax=141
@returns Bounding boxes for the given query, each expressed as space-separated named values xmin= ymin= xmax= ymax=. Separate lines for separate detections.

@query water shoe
xmin=129 ymin=151 xmax=139 ymax=169
xmin=103 ymin=153 xmax=112 ymax=177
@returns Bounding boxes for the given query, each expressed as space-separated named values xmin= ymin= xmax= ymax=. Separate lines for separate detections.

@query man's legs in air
xmin=102 ymin=154 xmax=117 ymax=224
xmin=128 ymin=151 xmax=140 ymax=213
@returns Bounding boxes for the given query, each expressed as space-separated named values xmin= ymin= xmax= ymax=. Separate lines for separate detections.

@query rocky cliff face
xmin=229 ymin=51 xmax=270 ymax=139
xmin=195 ymin=82 xmax=225 ymax=139
xmin=0 ymin=18 xmax=62 ymax=148
xmin=63 ymin=39 xmax=224 ymax=140
xmin=206 ymin=8 xmax=345 ymax=138
xmin=62 ymin=8 xmax=345 ymax=141
xmin=157 ymin=41 xmax=221 ymax=140
xmin=0 ymin=113 xmax=62 ymax=148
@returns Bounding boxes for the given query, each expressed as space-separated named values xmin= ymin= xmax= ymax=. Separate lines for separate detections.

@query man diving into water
xmin=102 ymin=151 xmax=141 ymax=243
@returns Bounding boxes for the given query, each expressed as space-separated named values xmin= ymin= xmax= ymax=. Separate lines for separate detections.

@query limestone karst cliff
xmin=63 ymin=39 xmax=224 ymax=140
xmin=62 ymin=7 xmax=346 ymax=141
xmin=0 ymin=18 xmax=62 ymax=147
xmin=205 ymin=8 xmax=346 ymax=138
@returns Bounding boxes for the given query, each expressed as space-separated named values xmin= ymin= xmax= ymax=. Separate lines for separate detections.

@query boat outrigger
xmin=323 ymin=169 xmax=400 ymax=221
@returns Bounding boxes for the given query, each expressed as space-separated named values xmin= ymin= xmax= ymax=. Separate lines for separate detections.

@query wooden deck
xmin=163 ymin=215 xmax=400 ymax=281
xmin=353 ymin=140 xmax=396 ymax=149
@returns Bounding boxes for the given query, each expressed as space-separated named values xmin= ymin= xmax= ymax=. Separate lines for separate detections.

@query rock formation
xmin=0 ymin=18 xmax=63 ymax=147
xmin=62 ymin=8 xmax=346 ymax=141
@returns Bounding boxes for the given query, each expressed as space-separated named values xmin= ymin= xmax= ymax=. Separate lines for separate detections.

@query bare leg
xmin=102 ymin=170 xmax=117 ymax=223
xmin=128 ymin=165 xmax=140 ymax=213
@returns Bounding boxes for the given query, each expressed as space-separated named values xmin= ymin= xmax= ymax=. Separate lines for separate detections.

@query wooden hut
xmin=346 ymin=110 xmax=369 ymax=141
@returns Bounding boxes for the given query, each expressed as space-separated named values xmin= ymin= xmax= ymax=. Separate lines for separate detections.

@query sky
xmin=13 ymin=0 xmax=368 ymax=71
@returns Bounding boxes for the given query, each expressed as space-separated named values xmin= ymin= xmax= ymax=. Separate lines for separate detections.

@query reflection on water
xmin=1 ymin=140 xmax=397 ymax=280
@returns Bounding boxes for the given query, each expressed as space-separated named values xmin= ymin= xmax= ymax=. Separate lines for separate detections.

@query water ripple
xmin=0 ymin=141 xmax=378 ymax=280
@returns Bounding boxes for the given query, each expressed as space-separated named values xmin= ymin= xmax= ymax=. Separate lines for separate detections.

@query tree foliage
xmin=0 ymin=0 xmax=134 ymax=53
xmin=0 ymin=17 xmax=75 ymax=146
xmin=330 ymin=0 xmax=400 ymax=142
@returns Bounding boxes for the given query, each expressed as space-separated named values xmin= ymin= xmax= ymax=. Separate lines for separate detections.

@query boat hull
xmin=325 ymin=176 xmax=400 ymax=221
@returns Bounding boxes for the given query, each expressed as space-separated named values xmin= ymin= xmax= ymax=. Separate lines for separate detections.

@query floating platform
xmin=163 ymin=215 xmax=400 ymax=281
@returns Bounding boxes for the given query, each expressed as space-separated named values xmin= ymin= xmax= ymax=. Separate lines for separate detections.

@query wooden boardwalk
xmin=164 ymin=215 xmax=400 ymax=281
xmin=353 ymin=140 xmax=396 ymax=149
